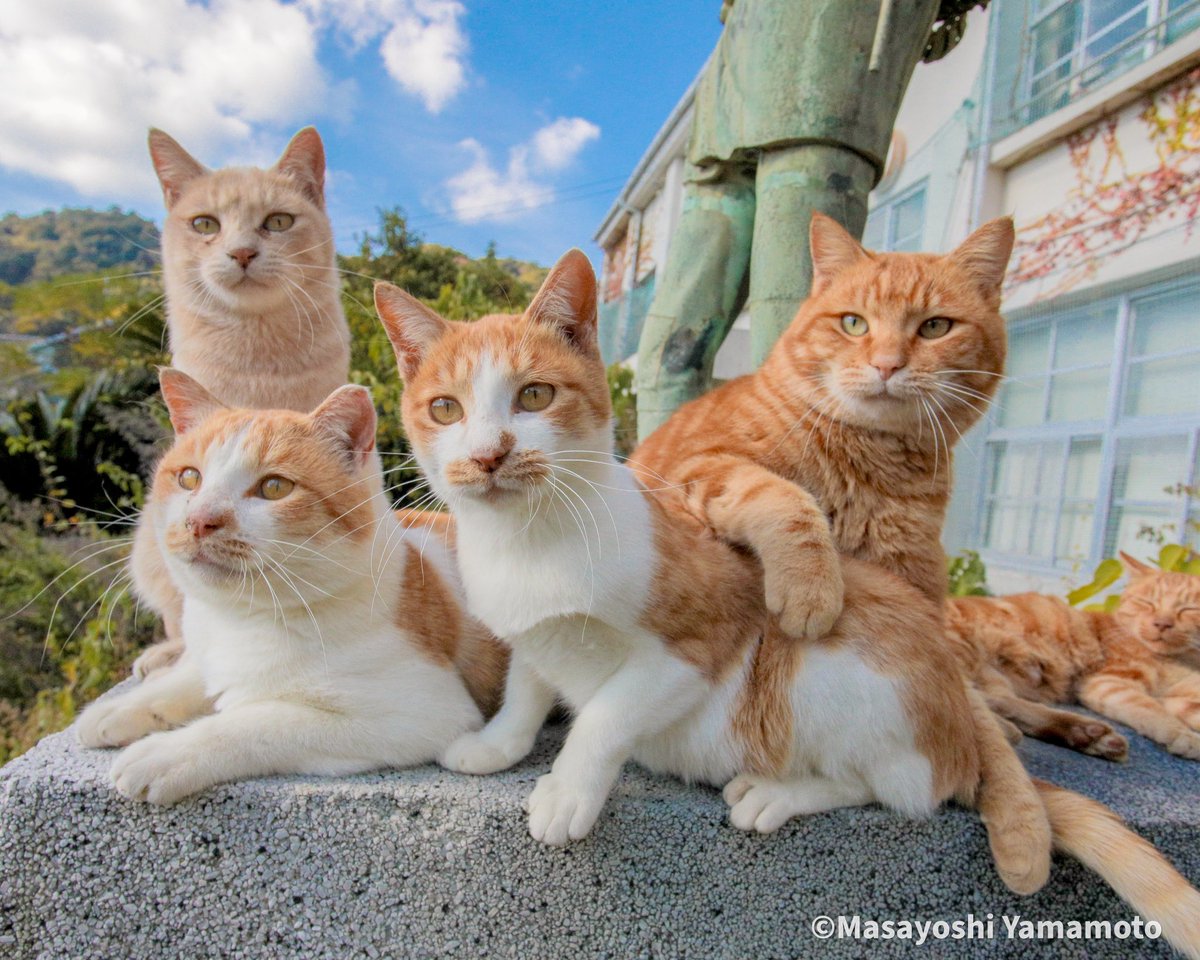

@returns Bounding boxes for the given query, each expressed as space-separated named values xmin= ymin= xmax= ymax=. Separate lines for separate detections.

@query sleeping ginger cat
xmin=947 ymin=553 xmax=1200 ymax=762
xmin=373 ymin=251 xmax=1200 ymax=956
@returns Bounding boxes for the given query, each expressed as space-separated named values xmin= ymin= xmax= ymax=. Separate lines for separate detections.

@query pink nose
xmin=872 ymin=361 xmax=905 ymax=382
xmin=228 ymin=247 xmax=258 ymax=269
xmin=472 ymin=448 xmax=509 ymax=473
xmin=187 ymin=511 xmax=230 ymax=539
xmin=1154 ymin=618 xmax=1175 ymax=631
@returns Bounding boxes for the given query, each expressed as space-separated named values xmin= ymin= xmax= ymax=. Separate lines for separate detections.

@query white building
xmin=595 ymin=0 xmax=1200 ymax=593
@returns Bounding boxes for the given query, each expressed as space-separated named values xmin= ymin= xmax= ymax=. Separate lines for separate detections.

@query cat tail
xmin=1036 ymin=779 xmax=1200 ymax=960
xmin=965 ymin=686 xmax=1053 ymax=895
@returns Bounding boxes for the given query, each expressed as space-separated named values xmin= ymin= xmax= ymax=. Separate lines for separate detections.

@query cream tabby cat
xmin=375 ymin=254 xmax=1200 ymax=957
xmin=78 ymin=370 xmax=500 ymax=803
xmin=132 ymin=127 xmax=351 ymax=675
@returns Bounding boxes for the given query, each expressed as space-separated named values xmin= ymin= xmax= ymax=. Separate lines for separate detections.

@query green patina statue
xmin=635 ymin=0 xmax=986 ymax=438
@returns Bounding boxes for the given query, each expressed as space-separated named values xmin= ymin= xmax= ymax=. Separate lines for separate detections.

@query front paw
xmin=525 ymin=772 xmax=607 ymax=846
xmin=110 ymin=733 xmax=208 ymax=805
xmin=723 ymin=774 xmax=796 ymax=834
xmin=439 ymin=730 xmax=529 ymax=775
xmin=132 ymin=639 xmax=184 ymax=680
xmin=763 ymin=548 xmax=844 ymax=640
xmin=1166 ymin=730 xmax=1200 ymax=760
xmin=77 ymin=695 xmax=167 ymax=749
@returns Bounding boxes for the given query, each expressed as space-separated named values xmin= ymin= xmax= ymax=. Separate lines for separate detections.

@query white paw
xmin=110 ymin=733 xmax=208 ymax=805
xmin=724 ymin=775 xmax=798 ymax=834
xmin=525 ymin=772 xmax=607 ymax=846
xmin=438 ymin=731 xmax=528 ymax=775
xmin=76 ymin=696 xmax=165 ymax=749
xmin=132 ymin=640 xmax=184 ymax=680
xmin=1168 ymin=730 xmax=1200 ymax=760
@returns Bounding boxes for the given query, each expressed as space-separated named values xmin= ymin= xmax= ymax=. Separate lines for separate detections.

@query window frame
xmin=864 ymin=180 xmax=928 ymax=253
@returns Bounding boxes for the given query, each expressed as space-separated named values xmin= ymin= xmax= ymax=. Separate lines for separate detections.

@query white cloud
xmin=444 ymin=117 xmax=601 ymax=225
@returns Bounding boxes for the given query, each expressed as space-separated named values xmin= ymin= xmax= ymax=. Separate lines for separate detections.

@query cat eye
xmin=430 ymin=397 xmax=464 ymax=425
xmin=178 ymin=467 xmax=202 ymax=491
xmin=841 ymin=314 xmax=868 ymax=337
xmin=191 ymin=216 xmax=220 ymax=235
xmin=263 ymin=213 xmax=294 ymax=232
xmin=258 ymin=476 xmax=295 ymax=500
xmin=918 ymin=317 xmax=954 ymax=339
xmin=517 ymin=383 xmax=555 ymax=412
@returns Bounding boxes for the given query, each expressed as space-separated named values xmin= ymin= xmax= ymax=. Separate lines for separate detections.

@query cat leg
xmin=109 ymin=700 xmax=401 ymax=805
xmin=679 ymin=454 xmax=843 ymax=640
xmin=526 ymin=647 xmax=708 ymax=846
xmin=439 ymin=652 xmax=556 ymax=774
xmin=1079 ymin=674 xmax=1200 ymax=759
xmin=1162 ymin=697 xmax=1200 ymax=731
xmin=77 ymin=652 xmax=210 ymax=748
xmin=723 ymin=773 xmax=874 ymax=833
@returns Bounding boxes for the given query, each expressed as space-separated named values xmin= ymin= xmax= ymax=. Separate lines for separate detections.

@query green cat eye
xmin=258 ymin=476 xmax=295 ymax=500
xmin=918 ymin=317 xmax=954 ymax=339
xmin=263 ymin=213 xmax=294 ymax=232
xmin=430 ymin=397 xmax=464 ymax=425
xmin=841 ymin=314 xmax=868 ymax=337
xmin=178 ymin=467 xmax=202 ymax=491
xmin=517 ymin=383 xmax=555 ymax=412
xmin=191 ymin=216 xmax=220 ymax=235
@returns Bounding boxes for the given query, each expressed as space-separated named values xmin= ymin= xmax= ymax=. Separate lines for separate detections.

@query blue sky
xmin=0 ymin=1 xmax=721 ymax=267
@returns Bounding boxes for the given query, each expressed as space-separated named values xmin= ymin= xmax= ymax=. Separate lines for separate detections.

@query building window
xmin=1019 ymin=0 xmax=1200 ymax=124
xmin=979 ymin=277 xmax=1200 ymax=568
xmin=863 ymin=184 xmax=926 ymax=253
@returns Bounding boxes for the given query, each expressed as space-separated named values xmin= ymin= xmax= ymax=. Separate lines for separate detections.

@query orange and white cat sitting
xmin=77 ymin=370 xmax=498 ymax=804
xmin=375 ymin=255 xmax=1200 ymax=954
xmin=948 ymin=553 xmax=1200 ymax=761
xmin=133 ymin=127 xmax=351 ymax=675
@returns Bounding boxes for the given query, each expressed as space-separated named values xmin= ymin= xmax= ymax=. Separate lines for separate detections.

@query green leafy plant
xmin=1068 ymin=543 xmax=1200 ymax=611
xmin=947 ymin=549 xmax=990 ymax=596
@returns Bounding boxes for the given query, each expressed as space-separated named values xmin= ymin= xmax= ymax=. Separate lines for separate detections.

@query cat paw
xmin=1071 ymin=722 xmax=1128 ymax=762
xmin=76 ymin=696 xmax=166 ymax=749
xmin=110 ymin=733 xmax=208 ymax=805
xmin=723 ymin=775 xmax=798 ymax=834
xmin=132 ymin=639 xmax=184 ymax=680
xmin=524 ymin=772 xmax=606 ymax=846
xmin=763 ymin=554 xmax=844 ymax=641
xmin=439 ymin=731 xmax=528 ymax=775
xmin=1166 ymin=730 xmax=1200 ymax=760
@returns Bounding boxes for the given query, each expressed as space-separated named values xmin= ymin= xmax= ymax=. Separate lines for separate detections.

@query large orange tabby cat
xmin=947 ymin=553 xmax=1200 ymax=761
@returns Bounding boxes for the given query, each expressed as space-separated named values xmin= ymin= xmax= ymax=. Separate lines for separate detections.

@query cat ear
xmin=948 ymin=217 xmax=1015 ymax=301
xmin=1118 ymin=551 xmax=1156 ymax=579
xmin=374 ymin=281 xmax=450 ymax=382
xmin=809 ymin=213 xmax=869 ymax=291
xmin=525 ymin=248 xmax=599 ymax=356
xmin=274 ymin=127 xmax=326 ymax=207
xmin=158 ymin=368 xmax=225 ymax=435
xmin=312 ymin=385 xmax=377 ymax=470
xmin=148 ymin=129 xmax=207 ymax=210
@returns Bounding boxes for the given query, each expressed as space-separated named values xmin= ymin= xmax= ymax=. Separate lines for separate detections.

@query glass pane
xmin=1052 ymin=303 xmax=1117 ymax=368
xmin=1130 ymin=289 xmax=1199 ymax=357
xmin=862 ymin=210 xmax=885 ymax=251
xmin=1008 ymin=324 xmax=1052 ymax=376
xmin=1105 ymin=504 xmax=1177 ymax=556
xmin=1124 ymin=354 xmax=1200 ymax=416
xmin=890 ymin=190 xmax=925 ymax=252
xmin=1084 ymin=1 xmax=1149 ymax=73
xmin=985 ymin=502 xmax=1035 ymax=555
xmin=1032 ymin=5 xmax=1080 ymax=75
xmin=998 ymin=378 xmax=1047 ymax=427
xmin=1048 ymin=366 xmax=1109 ymax=421
xmin=1031 ymin=503 xmax=1057 ymax=559
xmin=1064 ymin=437 xmax=1103 ymax=497
xmin=989 ymin=442 xmax=1043 ymax=498
xmin=1167 ymin=0 xmax=1200 ymax=43
xmin=1188 ymin=509 xmax=1200 ymax=552
xmin=1111 ymin=435 xmax=1190 ymax=501
xmin=1057 ymin=502 xmax=1096 ymax=561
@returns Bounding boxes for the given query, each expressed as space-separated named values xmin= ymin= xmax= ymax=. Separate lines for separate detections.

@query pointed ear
xmin=809 ymin=212 xmax=869 ymax=291
xmin=374 ymin=281 xmax=451 ymax=382
xmin=274 ymin=126 xmax=326 ymax=207
xmin=1119 ymin=551 xmax=1156 ymax=579
xmin=949 ymin=217 xmax=1015 ymax=301
xmin=159 ymin=368 xmax=225 ymax=435
xmin=312 ymin=385 xmax=377 ymax=470
xmin=148 ymin=129 xmax=207 ymax=210
xmin=525 ymin=248 xmax=598 ymax=356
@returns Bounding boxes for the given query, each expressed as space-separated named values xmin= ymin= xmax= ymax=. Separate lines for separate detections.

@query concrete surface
xmin=1 ymin=691 xmax=1198 ymax=959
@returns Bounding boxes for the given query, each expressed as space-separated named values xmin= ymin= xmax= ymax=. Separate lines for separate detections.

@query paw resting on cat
xmin=439 ymin=730 xmax=529 ymax=775
xmin=110 ymin=732 xmax=209 ymax=805
xmin=524 ymin=772 xmax=608 ymax=846
xmin=762 ymin=546 xmax=845 ymax=640
xmin=76 ymin=696 xmax=170 ymax=749
xmin=1166 ymin=729 xmax=1200 ymax=760
xmin=132 ymin=639 xmax=184 ymax=680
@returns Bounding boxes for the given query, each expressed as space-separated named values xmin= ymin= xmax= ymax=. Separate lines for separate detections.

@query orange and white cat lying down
xmin=77 ymin=371 xmax=502 ymax=803
xmin=375 ymin=254 xmax=1200 ymax=956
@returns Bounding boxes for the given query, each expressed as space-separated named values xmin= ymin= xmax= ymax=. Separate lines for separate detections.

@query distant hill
xmin=0 ymin=209 xmax=160 ymax=285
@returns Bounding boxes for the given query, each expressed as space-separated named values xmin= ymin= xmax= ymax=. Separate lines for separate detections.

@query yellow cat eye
xmin=841 ymin=314 xmax=868 ymax=337
xmin=178 ymin=467 xmax=202 ymax=491
xmin=258 ymin=476 xmax=295 ymax=500
xmin=191 ymin=216 xmax=220 ymax=235
xmin=517 ymin=382 xmax=555 ymax=412
xmin=430 ymin=397 xmax=464 ymax=425
xmin=263 ymin=213 xmax=295 ymax=232
xmin=918 ymin=317 xmax=954 ymax=339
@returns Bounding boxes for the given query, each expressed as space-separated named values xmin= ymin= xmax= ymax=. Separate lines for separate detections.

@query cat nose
xmin=228 ymin=247 xmax=259 ymax=269
xmin=872 ymin=360 xmax=905 ymax=382
xmin=187 ymin=510 xmax=231 ymax=539
xmin=1154 ymin=617 xmax=1175 ymax=631
xmin=471 ymin=448 xmax=509 ymax=473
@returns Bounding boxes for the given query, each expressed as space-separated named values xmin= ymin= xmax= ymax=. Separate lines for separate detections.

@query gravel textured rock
xmin=1 ymin=693 xmax=1197 ymax=959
